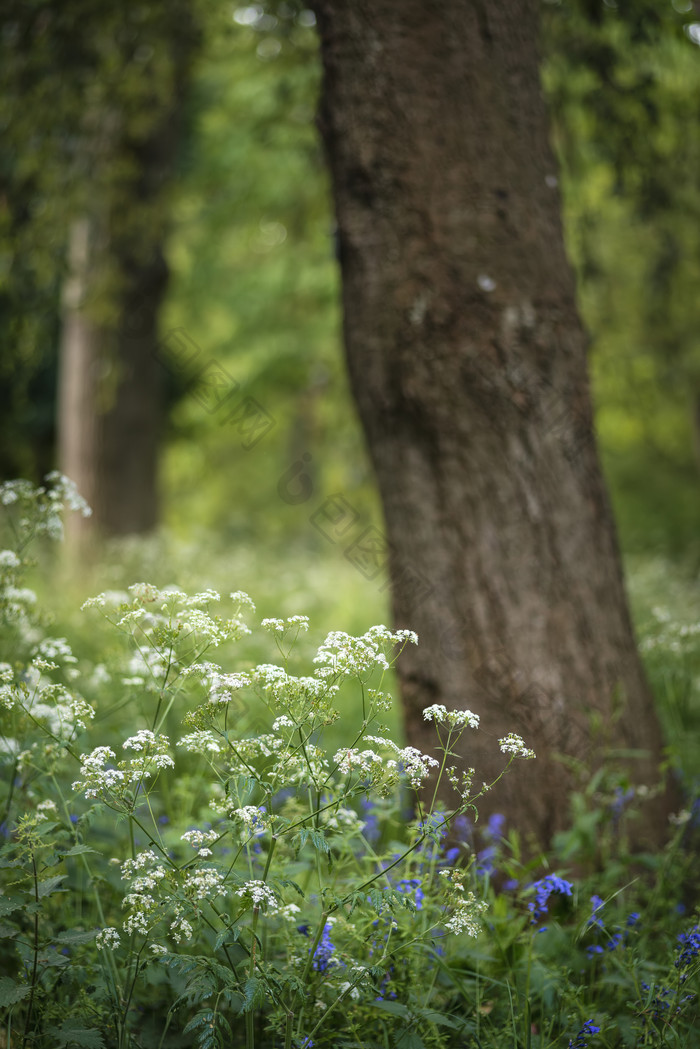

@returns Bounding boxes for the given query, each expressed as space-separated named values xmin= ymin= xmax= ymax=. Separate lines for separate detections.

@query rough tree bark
xmin=312 ymin=0 xmax=676 ymax=850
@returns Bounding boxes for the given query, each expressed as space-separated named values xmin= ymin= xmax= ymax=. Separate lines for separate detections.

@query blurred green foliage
xmin=543 ymin=0 xmax=700 ymax=558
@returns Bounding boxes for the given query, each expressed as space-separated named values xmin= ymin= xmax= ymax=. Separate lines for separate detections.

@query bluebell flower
xmin=70 ymin=814 xmax=79 ymax=825
xmin=569 ymin=1019 xmax=601 ymax=1047
xmin=528 ymin=874 xmax=574 ymax=923
xmin=587 ymin=895 xmax=605 ymax=930
xmin=586 ymin=944 xmax=604 ymax=957
xmin=396 ymin=877 xmax=423 ymax=910
xmin=361 ymin=798 xmax=380 ymax=844
xmin=626 ymin=912 xmax=640 ymax=927
xmin=676 ymin=924 xmax=700 ymax=971
xmin=312 ymin=922 xmax=338 ymax=973
xmin=607 ymin=932 xmax=623 ymax=951
xmin=486 ymin=812 xmax=505 ymax=839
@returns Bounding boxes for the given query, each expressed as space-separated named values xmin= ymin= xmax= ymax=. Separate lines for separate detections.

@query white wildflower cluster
xmin=0 ymin=549 xmax=21 ymax=570
xmin=80 ymin=591 xmax=129 ymax=611
xmin=170 ymin=910 xmax=194 ymax=944
xmin=232 ymin=806 xmax=268 ymax=831
xmin=272 ymin=715 xmax=295 ymax=731
xmin=422 ymin=704 xmax=480 ymax=729
xmin=334 ymin=747 xmax=385 ymax=779
xmin=95 ymin=927 xmax=121 ymax=951
xmin=444 ymin=892 xmax=488 ymax=936
xmin=33 ymin=637 xmax=77 ymax=668
xmin=181 ymin=828 xmax=219 ymax=857
xmin=321 ymin=807 xmax=365 ymax=834
xmin=36 ymin=799 xmax=58 ymax=820
xmin=177 ymin=730 xmax=223 ymax=755
xmin=184 ymin=867 xmax=226 ymax=901
xmin=207 ymin=670 xmax=250 ymax=705
xmin=261 ymin=614 xmax=310 ymax=634
xmin=261 ymin=618 xmax=284 ymax=632
xmin=313 ymin=625 xmax=417 ymax=680
xmin=269 ymin=902 xmax=301 ymax=921
xmin=121 ymin=849 xmax=161 ymax=879
xmin=357 ymin=736 xmax=439 ymax=789
xmin=73 ymin=733 xmax=173 ymax=800
xmin=498 ymin=733 xmax=536 ymax=760
xmin=392 ymin=746 xmax=439 ymax=788
xmin=236 ymin=880 xmax=278 ymax=909
xmin=439 ymin=868 xmax=488 ymax=937
xmin=72 ymin=747 xmax=124 ymax=799
xmin=120 ymin=850 xmax=168 ymax=936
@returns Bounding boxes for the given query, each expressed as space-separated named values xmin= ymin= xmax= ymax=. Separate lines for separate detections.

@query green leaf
xmin=37 ymin=874 xmax=67 ymax=898
xmin=0 ymin=976 xmax=31 ymax=1007
xmin=63 ymin=844 xmax=99 ymax=857
xmin=56 ymin=928 xmax=97 ymax=946
xmin=0 ymin=894 xmax=25 ymax=916
xmin=397 ymin=1033 xmax=425 ymax=1049
xmin=373 ymin=1000 xmax=411 ymax=1019
xmin=46 ymin=1022 xmax=104 ymax=1048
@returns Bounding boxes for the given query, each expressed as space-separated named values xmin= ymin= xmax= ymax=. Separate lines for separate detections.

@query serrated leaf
xmin=397 ymin=1033 xmax=425 ymax=1049
xmin=37 ymin=874 xmax=66 ymax=898
xmin=308 ymin=829 xmax=330 ymax=854
xmin=47 ymin=1022 xmax=104 ymax=1048
xmin=373 ymin=999 xmax=411 ymax=1019
xmin=0 ymin=976 xmax=31 ymax=1007
xmin=0 ymin=895 xmax=25 ymax=916
xmin=56 ymin=928 xmax=97 ymax=946
xmin=63 ymin=844 xmax=99 ymax=857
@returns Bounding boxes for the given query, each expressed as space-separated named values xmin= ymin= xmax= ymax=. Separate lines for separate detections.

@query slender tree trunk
xmin=312 ymin=0 xmax=676 ymax=851
xmin=58 ymin=218 xmax=167 ymax=540
xmin=57 ymin=7 xmax=196 ymax=541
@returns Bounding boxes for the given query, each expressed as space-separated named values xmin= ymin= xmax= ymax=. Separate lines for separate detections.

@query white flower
xmin=333 ymin=747 xmax=384 ymax=778
xmin=498 ymin=733 xmax=535 ymax=760
xmin=230 ymin=591 xmax=255 ymax=611
xmin=170 ymin=914 xmax=193 ymax=943
xmin=232 ymin=806 xmax=267 ymax=831
xmin=423 ymin=704 xmax=448 ymax=723
xmin=181 ymin=828 xmax=219 ymax=849
xmin=392 ymin=746 xmax=439 ymax=788
xmin=0 ymin=550 xmax=20 ymax=569
xmin=236 ymin=880 xmax=277 ymax=908
xmin=184 ymin=867 xmax=226 ymax=901
xmin=272 ymin=715 xmax=295 ymax=731
xmin=177 ymin=731 xmax=222 ymax=755
xmin=261 ymin=618 xmax=285 ymax=632
xmin=96 ymin=927 xmax=121 ymax=951
xmin=444 ymin=893 xmax=488 ymax=936
xmin=287 ymin=615 xmax=310 ymax=630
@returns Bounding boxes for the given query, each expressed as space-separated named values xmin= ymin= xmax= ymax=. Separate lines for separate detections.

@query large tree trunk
xmin=312 ymin=0 xmax=676 ymax=851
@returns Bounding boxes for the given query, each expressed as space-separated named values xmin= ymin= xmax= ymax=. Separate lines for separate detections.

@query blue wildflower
xmin=587 ymin=895 xmax=605 ymax=930
xmin=586 ymin=944 xmax=604 ymax=957
xmin=626 ymin=912 xmax=640 ymax=927
xmin=528 ymin=874 xmax=574 ymax=923
xmin=569 ymin=1019 xmax=601 ymax=1048
xmin=396 ymin=878 xmax=424 ymax=911
xmin=312 ymin=922 xmax=337 ymax=973
xmin=676 ymin=924 xmax=700 ymax=973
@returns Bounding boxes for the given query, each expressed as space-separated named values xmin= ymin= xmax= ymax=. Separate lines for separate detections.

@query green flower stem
xmin=20 ymin=850 xmax=40 ymax=1049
